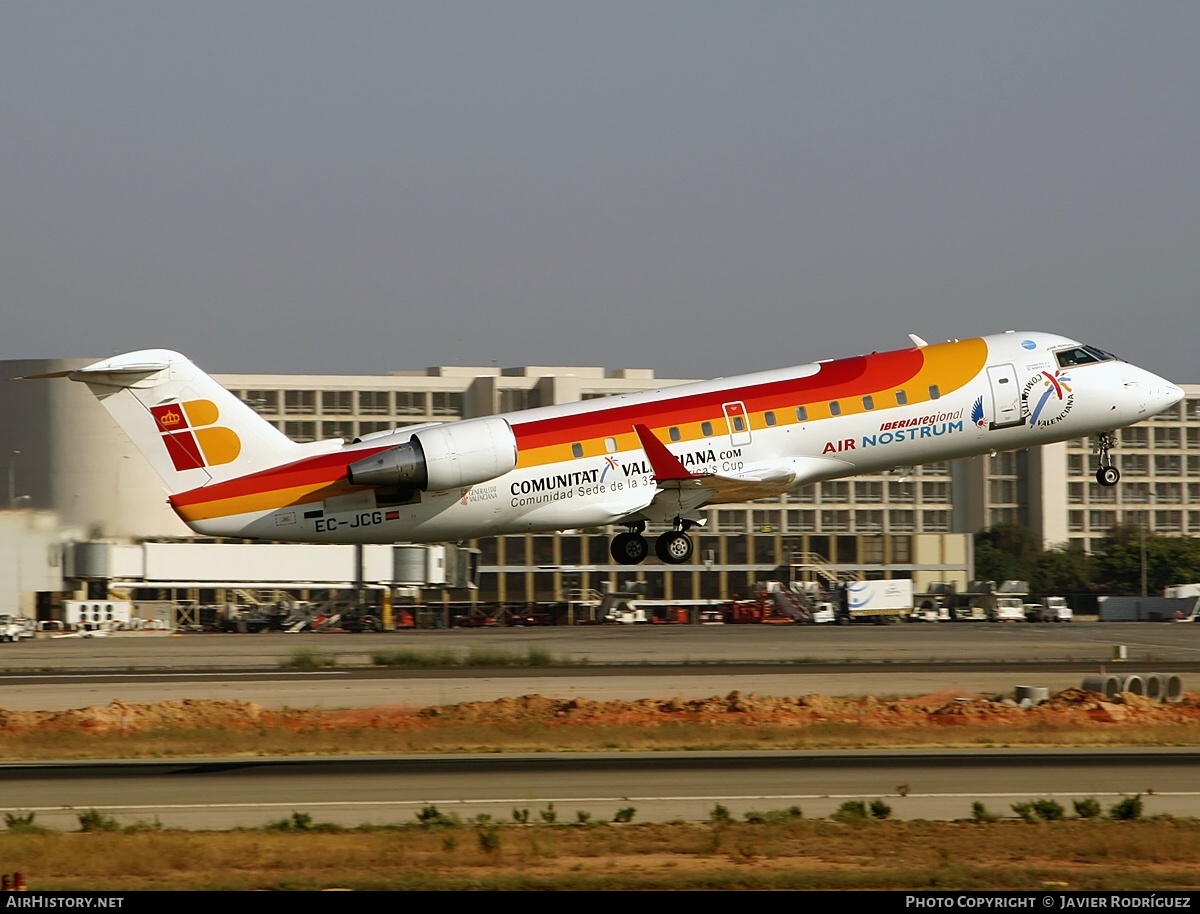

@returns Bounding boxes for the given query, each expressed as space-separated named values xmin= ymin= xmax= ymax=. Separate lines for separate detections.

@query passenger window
xmin=796 ymin=406 xmax=808 ymax=422
xmin=928 ymin=385 xmax=941 ymax=400
xmin=862 ymin=396 xmax=874 ymax=410
xmin=604 ymin=437 xmax=617 ymax=454
xmin=829 ymin=401 xmax=841 ymax=416
xmin=701 ymin=421 xmax=713 ymax=437
xmin=669 ymin=427 xmax=681 ymax=442
xmin=732 ymin=416 xmax=745 ymax=432
xmin=895 ymin=390 xmax=908 ymax=405
xmin=571 ymin=442 xmax=584 ymax=459
xmin=764 ymin=411 xmax=776 ymax=427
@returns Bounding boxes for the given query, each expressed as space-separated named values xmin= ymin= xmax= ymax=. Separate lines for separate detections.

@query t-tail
xmin=36 ymin=349 xmax=317 ymax=494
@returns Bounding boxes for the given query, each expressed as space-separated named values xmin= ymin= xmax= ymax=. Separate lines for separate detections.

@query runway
xmin=1 ymin=621 xmax=1197 ymax=827
xmin=4 ymin=749 xmax=1197 ymax=829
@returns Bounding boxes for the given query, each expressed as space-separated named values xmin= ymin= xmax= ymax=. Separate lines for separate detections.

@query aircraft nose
xmin=1164 ymin=382 xmax=1185 ymax=407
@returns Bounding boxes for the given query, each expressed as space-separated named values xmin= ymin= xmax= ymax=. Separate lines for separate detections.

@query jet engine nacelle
xmin=346 ymin=416 xmax=518 ymax=491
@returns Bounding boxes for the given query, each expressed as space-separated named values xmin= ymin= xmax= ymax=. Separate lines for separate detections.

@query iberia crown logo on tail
xmin=149 ymin=400 xmax=241 ymax=471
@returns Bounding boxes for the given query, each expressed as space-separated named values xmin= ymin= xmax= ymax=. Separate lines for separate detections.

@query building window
xmin=361 ymin=391 xmax=393 ymax=415
xmin=1067 ymin=454 xmax=1084 ymax=476
xmin=321 ymin=391 xmax=352 ymax=415
xmin=322 ymin=421 xmax=355 ymax=439
xmin=922 ymin=510 xmax=950 ymax=532
xmin=888 ymin=510 xmax=914 ymax=531
xmin=820 ymin=481 xmax=849 ymax=502
xmin=499 ymin=389 xmax=536 ymax=412
xmin=855 ymin=510 xmax=883 ymax=532
xmin=820 ymin=510 xmax=850 ymax=531
xmin=431 ymin=391 xmax=462 ymax=416
xmin=855 ymin=481 xmax=883 ymax=503
xmin=242 ymin=390 xmax=279 ymax=415
xmin=1121 ymin=454 xmax=1149 ymax=476
xmin=922 ymin=481 xmax=950 ymax=503
xmin=283 ymin=420 xmax=317 ymax=441
xmin=284 ymin=390 xmax=316 ymax=415
xmin=1122 ymin=427 xmax=1149 ymax=448
xmin=1155 ymin=427 xmax=1181 ymax=449
xmin=1155 ymin=455 xmax=1182 ymax=476
xmin=786 ymin=510 xmax=815 ymax=532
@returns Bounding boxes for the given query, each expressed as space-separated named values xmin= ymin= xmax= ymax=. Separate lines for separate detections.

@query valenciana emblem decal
xmin=1023 ymin=369 xmax=1074 ymax=427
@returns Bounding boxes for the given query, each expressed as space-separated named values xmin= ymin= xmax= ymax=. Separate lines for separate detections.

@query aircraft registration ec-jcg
xmin=32 ymin=330 xmax=1184 ymax=565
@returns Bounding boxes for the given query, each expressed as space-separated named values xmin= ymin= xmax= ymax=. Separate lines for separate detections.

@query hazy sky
xmin=2 ymin=2 xmax=1198 ymax=381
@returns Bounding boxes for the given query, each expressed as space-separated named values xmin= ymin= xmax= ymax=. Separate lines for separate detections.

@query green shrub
xmin=743 ymin=806 xmax=803 ymax=825
xmin=512 ymin=808 xmax=530 ymax=825
xmin=613 ymin=807 xmax=636 ymax=823
xmin=832 ymin=800 xmax=870 ymax=823
xmin=1109 ymin=795 xmax=1144 ymax=821
xmin=710 ymin=804 xmax=734 ymax=825
xmin=77 ymin=809 xmax=120 ymax=832
xmin=1073 ymin=797 xmax=1102 ymax=819
xmin=416 ymin=805 xmax=458 ymax=827
xmin=970 ymin=801 xmax=1000 ymax=823
xmin=870 ymin=799 xmax=893 ymax=820
xmin=1031 ymin=799 xmax=1065 ymax=822
xmin=1010 ymin=802 xmax=1038 ymax=823
xmin=539 ymin=803 xmax=558 ymax=824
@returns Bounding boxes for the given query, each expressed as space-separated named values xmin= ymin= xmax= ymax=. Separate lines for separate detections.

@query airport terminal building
xmin=1 ymin=356 xmax=1197 ymax=619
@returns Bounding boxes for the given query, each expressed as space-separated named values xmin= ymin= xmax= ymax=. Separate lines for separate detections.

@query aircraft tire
xmin=610 ymin=532 xmax=649 ymax=565
xmin=1096 ymin=466 xmax=1120 ymax=487
xmin=655 ymin=531 xmax=693 ymax=565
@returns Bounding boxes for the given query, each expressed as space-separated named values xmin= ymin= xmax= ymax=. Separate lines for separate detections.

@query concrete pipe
xmin=1014 ymin=685 xmax=1049 ymax=706
xmin=1143 ymin=674 xmax=1164 ymax=702
xmin=1121 ymin=674 xmax=1146 ymax=696
xmin=1081 ymin=674 xmax=1120 ymax=699
xmin=1158 ymin=673 xmax=1184 ymax=703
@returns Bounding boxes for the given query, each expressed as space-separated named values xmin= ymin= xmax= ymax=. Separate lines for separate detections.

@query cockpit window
xmin=1055 ymin=345 xmax=1117 ymax=368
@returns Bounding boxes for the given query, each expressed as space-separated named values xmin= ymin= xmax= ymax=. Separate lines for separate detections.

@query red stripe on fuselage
xmin=169 ymin=445 xmax=392 ymax=509
xmin=511 ymin=348 xmax=923 ymax=449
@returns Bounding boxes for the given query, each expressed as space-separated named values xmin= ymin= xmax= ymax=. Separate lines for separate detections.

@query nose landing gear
xmin=1094 ymin=432 xmax=1120 ymax=487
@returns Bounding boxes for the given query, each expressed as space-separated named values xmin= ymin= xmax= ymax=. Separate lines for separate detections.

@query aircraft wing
xmin=629 ymin=425 xmax=854 ymax=522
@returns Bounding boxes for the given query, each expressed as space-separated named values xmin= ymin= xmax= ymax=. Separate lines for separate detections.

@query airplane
xmin=32 ymin=330 xmax=1183 ymax=564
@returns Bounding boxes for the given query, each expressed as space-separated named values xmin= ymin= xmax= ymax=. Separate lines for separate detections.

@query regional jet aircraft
xmin=34 ymin=331 xmax=1183 ymax=564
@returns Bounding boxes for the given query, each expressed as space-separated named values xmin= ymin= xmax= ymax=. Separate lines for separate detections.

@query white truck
xmin=989 ymin=596 xmax=1026 ymax=622
xmin=832 ymin=580 xmax=914 ymax=624
xmin=0 ymin=614 xmax=32 ymax=642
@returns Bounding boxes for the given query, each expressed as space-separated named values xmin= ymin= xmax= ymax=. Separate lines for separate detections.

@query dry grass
xmin=3 ymin=818 xmax=1200 ymax=890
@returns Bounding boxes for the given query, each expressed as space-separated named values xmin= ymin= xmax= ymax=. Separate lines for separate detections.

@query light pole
xmin=7 ymin=450 xmax=17 ymax=506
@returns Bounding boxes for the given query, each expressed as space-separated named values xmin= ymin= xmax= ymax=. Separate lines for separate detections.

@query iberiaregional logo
xmin=150 ymin=400 xmax=241 ymax=471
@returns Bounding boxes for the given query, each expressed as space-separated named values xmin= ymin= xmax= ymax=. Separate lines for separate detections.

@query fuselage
xmin=170 ymin=330 xmax=1183 ymax=544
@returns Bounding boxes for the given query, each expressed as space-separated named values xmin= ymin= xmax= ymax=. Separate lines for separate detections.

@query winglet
xmin=908 ymin=333 xmax=929 ymax=348
xmin=632 ymin=424 xmax=702 ymax=482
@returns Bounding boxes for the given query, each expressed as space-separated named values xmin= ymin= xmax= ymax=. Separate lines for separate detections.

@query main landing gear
xmin=609 ymin=521 xmax=696 ymax=566
xmin=1094 ymin=431 xmax=1120 ymax=487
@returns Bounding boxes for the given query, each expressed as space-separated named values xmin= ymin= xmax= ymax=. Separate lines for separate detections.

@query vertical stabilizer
xmin=61 ymin=349 xmax=304 ymax=493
